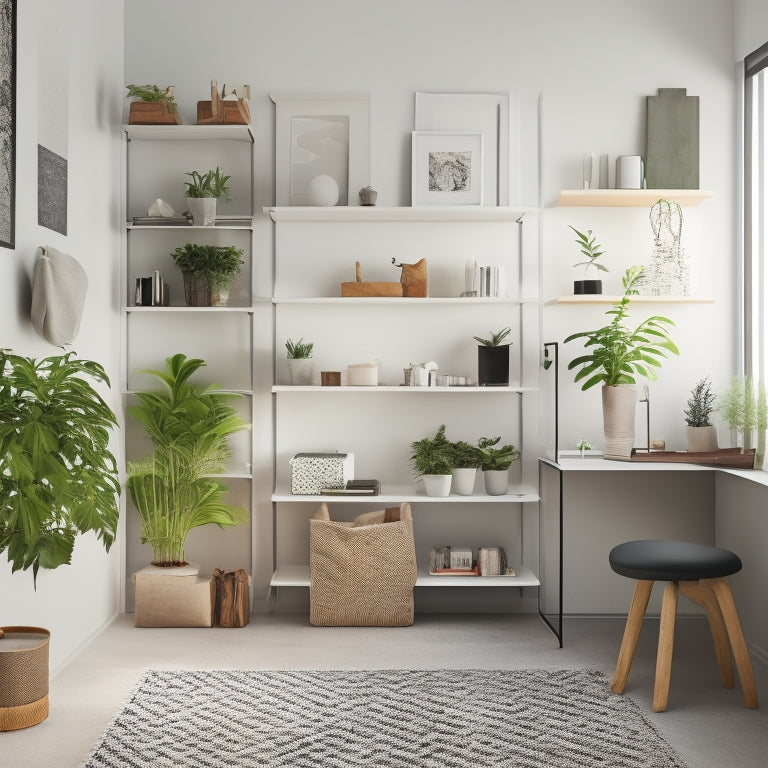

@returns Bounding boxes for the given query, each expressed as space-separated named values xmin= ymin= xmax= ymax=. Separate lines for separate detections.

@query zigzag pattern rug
xmin=82 ymin=668 xmax=686 ymax=768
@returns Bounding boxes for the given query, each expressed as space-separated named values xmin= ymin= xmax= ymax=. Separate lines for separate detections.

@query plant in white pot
xmin=183 ymin=166 xmax=232 ymax=226
xmin=565 ymin=265 xmax=679 ymax=460
xmin=684 ymin=377 xmax=718 ymax=452
xmin=285 ymin=338 xmax=314 ymax=385
xmin=477 ymin=436 xmax=519 ymax=495
xmin=474 ymin=327 xmax=511 ymax=386
xmin=569 ymin=225 xmax=608 ymax=295
xmin=449 ymin=439 xmax=481 ymax=496
xmin=409 ymin=424 xmax=454 ymax=497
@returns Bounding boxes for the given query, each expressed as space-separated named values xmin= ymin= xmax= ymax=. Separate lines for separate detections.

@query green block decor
xmin=646 ymin=88 xmax=699 ymax=189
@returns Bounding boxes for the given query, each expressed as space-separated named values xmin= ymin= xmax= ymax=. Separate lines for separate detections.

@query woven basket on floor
xmin=0 ymin=626 xmax=50 ymax=731
xmin=309 ymin=502 xmax=417 ymax=627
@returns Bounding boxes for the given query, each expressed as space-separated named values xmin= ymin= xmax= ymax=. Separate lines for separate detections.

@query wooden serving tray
xmin=630 ymin=447 xmax=757 ymax=469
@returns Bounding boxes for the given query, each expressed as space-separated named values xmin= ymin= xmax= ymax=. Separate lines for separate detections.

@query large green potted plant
xmin=0 ymin=351 xmax=120 ymax=730
xmin=477 ymin=436 xmax=520 ymax=495
xmin=409 ymin=424 xmax=454 ymax=497
xmin=565 ymin=265 xmax=679 ymax=460
xmin=126 ymin=354 xmax=248 ymax=567
xmin=183 ymin=166 xmax=232 ymax=225
xmin=170 ymin=243 xmax=244 ymax=307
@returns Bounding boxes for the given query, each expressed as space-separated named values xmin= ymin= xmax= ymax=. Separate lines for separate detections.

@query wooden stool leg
xmin=653 ymin=581 xmax=678 ymax=712
xmin=703 ymin=578 xmax=759 ymax=709
xmin=611 ymin=579 xmax=653 ymax=695
xmin=678 ymin=580 xmax=734 ymax=688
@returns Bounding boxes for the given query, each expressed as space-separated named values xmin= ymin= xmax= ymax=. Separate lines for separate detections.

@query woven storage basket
xmin=309 ymin=502 xmax=417 ymax=627
xmin=0 ymin=627 xmax=50 ymax=731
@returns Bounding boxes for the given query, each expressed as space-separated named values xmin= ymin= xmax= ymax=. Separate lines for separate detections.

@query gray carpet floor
xmin=4 ymin=613 xmax=768 ymax=768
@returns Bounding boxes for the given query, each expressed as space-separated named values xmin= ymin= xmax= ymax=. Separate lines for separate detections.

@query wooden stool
xmin=609 ymin=539 xmax=759 ymax=712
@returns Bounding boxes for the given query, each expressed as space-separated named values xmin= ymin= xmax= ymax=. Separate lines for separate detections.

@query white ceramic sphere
xmin=308 ymin=175 xmax=340 ymax=206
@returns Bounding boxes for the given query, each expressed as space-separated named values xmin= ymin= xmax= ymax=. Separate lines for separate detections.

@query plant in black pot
xmin=409 ymin=424 xmax=454 ymax=497
xmin=171 ymin=243 xmax=244 ymax=307
xmin=474 ymin=327 xmax=511 ymax=386
xmin=570 ymin=225 xmax=608 ymax=295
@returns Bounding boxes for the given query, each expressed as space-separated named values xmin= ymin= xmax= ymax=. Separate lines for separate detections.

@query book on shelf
xmin=132 ymin=215 xmax=193 ymax=226
xmin=320 ymin=479 xmax=381 ymax=495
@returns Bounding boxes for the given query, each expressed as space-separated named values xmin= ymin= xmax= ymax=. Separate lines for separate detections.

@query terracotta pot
xmin=602 ymin=384 xmax=638 ymax=460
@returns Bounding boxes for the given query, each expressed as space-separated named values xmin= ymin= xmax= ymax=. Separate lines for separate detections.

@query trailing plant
xmin=409 ymin=424 xmax=454 ymax=476
xmin=184 ymin=167 xmax=232 ymax=199
xmin=684 ymin=377 xmax=716 ymax=427
xmin=473 ymin=327 xmax=511 ymax=347
xmin=126 ymin=83 xmax=177 ymax=112
xmin=565 ymin=265 xmax=679 ymax=390
xmin=170 ymin=243 xmax=244 ymax=290
xmin=476 ymin=436 xmax=520 ymax=471
xmin=569 ymin=225 xmax=608 ymax=279
xmin=449 ymin=440 xmax=482 ymax=469
xmin=285 ymin=338 xmax=314 ymax=359
xmin=0 ymin=350 xmax=120 ymax=585
xmin=126 ymin=354 xmax=248 ymax=566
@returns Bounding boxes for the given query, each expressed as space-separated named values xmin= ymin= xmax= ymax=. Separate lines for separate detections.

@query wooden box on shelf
xmin=128 ymin=101 xmax=182 ymax=125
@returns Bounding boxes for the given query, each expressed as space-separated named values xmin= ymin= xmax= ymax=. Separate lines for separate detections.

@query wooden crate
xmin=128 ymin=101 xmax=182 ymax=125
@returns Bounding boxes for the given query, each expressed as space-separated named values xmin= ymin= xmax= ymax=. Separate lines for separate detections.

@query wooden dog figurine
xmin=392 ymin=258 xmax=428 ymax=297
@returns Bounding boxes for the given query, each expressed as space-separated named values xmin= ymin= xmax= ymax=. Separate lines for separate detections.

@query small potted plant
xmin=170 ymin=243 xmax=244 ymax=306
xmin=449 ymin=439 xmax=482 ymax=495
xmin=477 ymin=436 xmax=520 ymax=495
xmin=569 ymin=225 xmax=608 ymax=294
xmin=126 ymin=83 xmax=180 ymax=125
xmin=409 ymin=424 xmax=454 ymax=497
xmin=285 ymin=338 xmax=314 ymax=385
xmin=473 ymin=327 xmax=512 ymax=386
xmin=183 ymin=166 xmax=232 ymax=225
xmin=684 ymin=377 xmax=718 ymax=452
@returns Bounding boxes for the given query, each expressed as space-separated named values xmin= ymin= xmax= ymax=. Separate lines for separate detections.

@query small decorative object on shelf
xmin=569 ymin=225 xmax=607 ymax=295
xmin=392 ymin=257 xmax=428 ymax=297
xmin=576 ymin=437 xmax=591 ymax=457
xmin=474 ymin=327 xmax=511 ymax=386
xmin=126 ymin=83 xmax=181 ymax=125
xmin=183 ymin=167 xmax=232 ymax=226
xmin=478 ymin=546 xmax=508 ymax=576
xmin=347 ymin=361 xmax=378 ymax=386
xmin=684 ymin=377 xmax=718 ymax=453
xmin=147 ymin=198 xmax=175 ymax=217
xmin=197 ymin=80 xmax=251 ymax=125
xmin=359 ymin=185 xmax=378 ymax=206
xmin=642 ymin=198 xmax=689 ymax=296
xmin=285 ymin=338 xmax=314 ymax=385
xmin=320 ymin=371 xmax=341 ymax=386
xmin=409 ymin=360 xmax=438 ymax=387
xmin=341 ymin=260 xmax=402 ymax=297
xmin=308 ymin=174 xmax=340 ymax=206
xmin=290 ymin=452 xmax=355 ymax=495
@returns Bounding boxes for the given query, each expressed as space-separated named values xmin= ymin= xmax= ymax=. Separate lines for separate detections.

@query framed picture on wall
xmin=0 ymin=0 xmax=16 ymax=248
xmin=270 ymin=93 xmax=370 ymax=206
xmin=411 ymin=131 xmax=483 ymax=207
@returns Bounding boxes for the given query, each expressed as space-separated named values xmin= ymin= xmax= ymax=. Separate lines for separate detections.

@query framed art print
xmin=411 ymin=131 xmax=483 ymax=206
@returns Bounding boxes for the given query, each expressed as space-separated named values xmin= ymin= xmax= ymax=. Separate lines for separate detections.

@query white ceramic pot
xmin=483 ymin=469 xmax=509 ymax=496
xmin=422 ymin=474 xmax=452 ymax=497
xmin=451 ymin=467 xmax=477 ymax=496
xmin=602 ymin=384 xmax=638 ymax=460
xmin=288 ymin=358 xmax=314 ymax=385
xmin=187 ymin=197 xmax=217 ymax=226
xmin=687 ymin=425 xmax=718 ymax=452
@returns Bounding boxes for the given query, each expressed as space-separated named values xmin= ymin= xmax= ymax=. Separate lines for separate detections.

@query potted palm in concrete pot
xmin=183 ymin=166 xmax=232 ymax=226
xmin=449 ymin=439 xmax=481 ymax=495
xmin=285 ymin=338 xmax=314 ymax=385
xmin=474 ymin=327 xmax=511 ymax=386
xmin=0 ymin=350 xmax=120 ymax=730
xmin=684 ymin=377 xmax=718 ymax=452
xmin=409 ymin=424 xmax=454 ymax=497
xmin=565 ymin=266 xmax=679 ymax=461
xmin=477 ymin=436 xmax=520 ymax=495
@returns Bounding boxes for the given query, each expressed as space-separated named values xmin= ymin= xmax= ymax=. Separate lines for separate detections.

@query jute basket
xmin=309 ymin=502 xmax=417 ymax=627
xmin=0 ymin=626 xmax=50 ymax=731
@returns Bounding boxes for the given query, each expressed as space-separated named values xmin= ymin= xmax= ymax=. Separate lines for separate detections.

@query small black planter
xmin=574 ymin=279 xmax=603 ymax=295
xmin=478 ymin=345 xmax=510 ymax=386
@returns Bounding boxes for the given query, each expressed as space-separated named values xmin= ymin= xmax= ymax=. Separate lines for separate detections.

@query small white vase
xmin=687 ymin=425 xmax=718 ymax=452
xmin=187 ymin=197 xmax=217 ymax=226
xmin=451 ymin=467 xmax=477 ymax=496
xmin=483 ymin=469 xmax=509 ymax=496
xmin=288 ymin=358 xmax=314 ymax=385
xmin=422 ymin=474 xmax=452 ymax=497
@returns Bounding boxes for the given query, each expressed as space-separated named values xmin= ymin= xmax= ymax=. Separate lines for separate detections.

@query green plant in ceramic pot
xmin=171 ymin=243 xmax=244 ymax=306
xmin=565 ymin=265 xmax=679 ymax=460
xmin=183 ymin=166 xmax=232 ymax=225
xmin=569 ymin=225 xmax=608 ymax=295
xmin=474 ymin=327 xmax=511 ymax=386
xmin=409 ymin=424 xmax=454 ymax=497
xmin=126 ymin=354 xmax=248 ymax=567
xmin=0 ymin=350 xmax=120 ymax=585
xmin=284 ymin=338 xmax=314 ymax=385
xmin=684 ymin=377 xmax=718 ymax=452
xmin=449 ymin=439 xmax=482 ymax=496
xmin=477 ymin=435 xmax=520 ymax=495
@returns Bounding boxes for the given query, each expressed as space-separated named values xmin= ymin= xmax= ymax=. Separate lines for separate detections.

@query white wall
xmin=735 ymin=0 xmax=768 ymax=59
xmin=0 ymin=0 xmax=124 ymax=673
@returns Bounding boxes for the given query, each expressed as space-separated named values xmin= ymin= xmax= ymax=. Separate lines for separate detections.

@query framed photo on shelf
xmin=270 ymin=92 xmax=370 ymax=206
xmin=411 ymin=131 xmax=483 ymax=207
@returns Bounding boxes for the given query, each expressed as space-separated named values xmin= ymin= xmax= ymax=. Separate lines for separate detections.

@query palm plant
xmin=126 ymin=354 xmax=248 ymax=566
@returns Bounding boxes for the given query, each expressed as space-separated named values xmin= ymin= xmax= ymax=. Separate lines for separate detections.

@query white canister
xmin=615 ymin=155 xmax=644 ymax=189
xmin=347 ymin=362 xmax=378 ymax=386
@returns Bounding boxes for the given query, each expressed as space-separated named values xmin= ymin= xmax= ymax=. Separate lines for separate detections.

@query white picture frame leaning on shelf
xmin=270 ymin=93 xmax=371 ymax=206
xmin=411 ymin=131 xmax=483 ymax=207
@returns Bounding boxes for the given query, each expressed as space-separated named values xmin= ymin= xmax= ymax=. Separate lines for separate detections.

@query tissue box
xmin=290 ymin=452 xmax=355 ymax=494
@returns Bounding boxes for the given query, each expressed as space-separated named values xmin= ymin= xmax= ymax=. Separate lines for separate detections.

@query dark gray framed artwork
xmin=0 ymin=0 xmax=16 ymax=249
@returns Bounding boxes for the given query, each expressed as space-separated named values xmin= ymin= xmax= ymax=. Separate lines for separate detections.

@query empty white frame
xmin=270 ymin=93 xmax=370 ymax=206
xmin=411 ymin=131 xmax=483 ymax=206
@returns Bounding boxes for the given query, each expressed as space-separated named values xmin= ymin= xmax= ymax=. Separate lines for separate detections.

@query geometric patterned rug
xmin=81 ymin=668 xmax=687 ymax=768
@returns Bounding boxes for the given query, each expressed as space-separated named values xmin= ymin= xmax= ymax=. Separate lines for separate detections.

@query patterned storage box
xmin=290 ymin=452 xmax=355 ymax=495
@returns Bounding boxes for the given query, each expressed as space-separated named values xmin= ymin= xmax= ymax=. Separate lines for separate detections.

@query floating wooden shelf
xmin=556 ymin=189 xmax=715 ymax=207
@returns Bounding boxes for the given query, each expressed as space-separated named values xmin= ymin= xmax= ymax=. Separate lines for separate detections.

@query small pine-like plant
xmin=683 ymin=377 xmax=716 ymax=427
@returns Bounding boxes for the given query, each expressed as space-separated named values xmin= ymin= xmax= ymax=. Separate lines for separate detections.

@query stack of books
xmin=320 ymin=479 xmax=381 ymax=495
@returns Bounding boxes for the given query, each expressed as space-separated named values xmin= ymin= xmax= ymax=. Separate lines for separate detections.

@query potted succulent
xmin=474 ymin=327 xmax=511 ymax=386
xmin=409 ymin=424 xmax=454 ymax=497
xmin=569 ymin=225 xmax=608 ymax=295
xmin=477 ymin=436 xmax=520 ymax=495
xmin=684 ymin=377 xmax=718 ymax=452
xmin=285 ymin=338 xmax=314 ymax=385
xmin=183 ymin=166 xmax=232 ymax=225
xmin=170 ymin=243 xmax=244 ymax=306
xmin=126 ymin=83 xmax=180 ymax=125
xmin=449 ymin=439 xmax=482 ymax=496
xmin=126 ymin=354 xmax=248 ymax=567
xmin=565 ymin=265 xmax=679 ymax=460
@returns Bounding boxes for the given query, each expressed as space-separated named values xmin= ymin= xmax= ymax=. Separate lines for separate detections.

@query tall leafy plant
xmin=0 ymin=351 xmax=120 ymax=585
xmin=126 ymin=354 xmax=248 ymax=566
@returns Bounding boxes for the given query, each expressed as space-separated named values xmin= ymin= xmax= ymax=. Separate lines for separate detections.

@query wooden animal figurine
xmin=392 ymin=258 xmax=428 ymax=297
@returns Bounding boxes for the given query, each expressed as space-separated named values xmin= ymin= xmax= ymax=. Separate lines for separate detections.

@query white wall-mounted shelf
xmin=126 ymin=221 xmax=253 ymax=231
xmin=125 ymin=306 xmax=254 ymax=313
xmin=552 ymin=295 xmax=714 ymax=305
xmin=123 ymin=124 xmax=255 ymax=142
xmin=273 ymin=296 xmax=538 ymax=306
xmin=556 ymin=189 xmax=714 ymax=207
xmin=264 ymin=205 xmax=539 ymax=222
xmin=272 ymin=385 xmax=535 ymax=394
xmin=271 ymin=484 xmax=539 ymax=503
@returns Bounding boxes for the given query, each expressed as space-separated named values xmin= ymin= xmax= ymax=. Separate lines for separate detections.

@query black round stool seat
xmin=609 ymin=540 xmax=742 ymax=582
